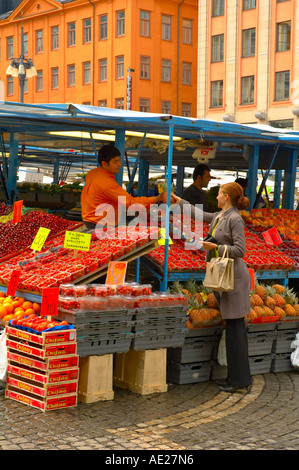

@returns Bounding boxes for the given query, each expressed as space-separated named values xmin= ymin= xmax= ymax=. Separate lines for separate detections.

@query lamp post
xmin=6 ymin=24 xmax=37 ymax=103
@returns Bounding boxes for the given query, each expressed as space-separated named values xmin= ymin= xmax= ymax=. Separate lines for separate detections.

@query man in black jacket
xmin=182 ymin=164 xmax=211 ymax=210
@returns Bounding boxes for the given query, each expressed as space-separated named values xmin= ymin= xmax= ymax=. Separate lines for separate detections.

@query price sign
xmin=64 ymin=231 xmax=91 ymax=252
xmin=248 ymin=268 xmax=255 ymax=290
xmin=41 ymin=287 xmax=59 ymax=318
xmin=106 ymin=261 xmax=127 ymax=285
xmin=262 ymin=227 xmax=283 ymax=246
xmin=12 ymin=200 xmax=23 ymax=224
xmin=6 ymin=269 xmax=21 ymax=297
xmin=158 ymin=228 xmax=173 ymax=246
xmin=30 ymin=227 xmax=51 ymax=252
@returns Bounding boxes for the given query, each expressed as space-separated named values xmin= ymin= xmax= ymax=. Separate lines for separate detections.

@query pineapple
xmin=263 ymin=306 xmax=275 ymax=317
xmin=253 ymin=306 xmax=265 ymax=317
xmin=206 ymin=292 xmax=219 ymax=309
xmin=284 ymin=304 xmax=296 ymax=317
xmin=184 ymin=279 xmax=200 ymax=296
xmin=250 ymin=293 xmax=264 ymax=307
xmin=265 ymin=295 xmax=276 ymax=310
xmin=272 ymin=284 xmax=285 ymax=294
xmin=193 ymin=292 xmax=204 ymax=305
xmin=273 ymin=306 xmax=285 ymax=317
xmin=171 ymin=281 xmax=184 ymax=294
xmin=266 ymin=285 xmax=286 ymax=308
xmin=294 ymin=304 xmax=299 ymax=316
xmin=255 ymin=283 xmax=268 ymax=301
xmin=283 ymin=287 xmax=299 ymax=306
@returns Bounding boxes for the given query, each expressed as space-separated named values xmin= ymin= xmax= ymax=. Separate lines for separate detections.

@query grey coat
xmin=179 ymin=200 xmax=251 ymax=319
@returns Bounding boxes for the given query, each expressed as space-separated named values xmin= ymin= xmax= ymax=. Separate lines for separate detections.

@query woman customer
xmin=172 ymin=182 xmax=252 ymax=393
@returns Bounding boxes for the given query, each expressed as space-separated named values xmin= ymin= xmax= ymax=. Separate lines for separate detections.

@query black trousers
xmin=225 ymin=318 xmax=252 ymax=388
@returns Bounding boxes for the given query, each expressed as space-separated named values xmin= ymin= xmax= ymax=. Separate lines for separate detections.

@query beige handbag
xmin=203 ymin=245 xmax=234 ymax=292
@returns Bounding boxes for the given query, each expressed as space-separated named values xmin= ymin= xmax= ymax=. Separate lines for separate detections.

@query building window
xmin=98 ymin=99 xmax=107 ymax=107
xmin=99 ymin=58 xmax=107 ymax=82
xmin=277 ymin=21 xmax=291 ymax=51
xmin=182 ymin=19 xmax=192 ymax=44
xmin=243 ymin=0 xmax=256 ymax=9
xmin=242 ymin=28 xmax=255 ymax=57
xmin=140 ymin=56 xmax=150 ymax=79
xmin=212 ymin=0 xmax=225 ymax=17
xmin=23 ymin=32 xmax=28 ymax=56
xmin=83 ymin=18 xmax=91 ymax=44
xmin=68 ymin=64 xmax=75 ymax=86
xmin=181 ymin=102 xmax=191 ymax=117
xmin=210 ymin=80 xmax=223 ymax=107
xmin=115 ymin=97 xmax=124 ymax=109
xmin=7 ymin=76 xmax=13 ymax=96
xmin=140 ymin=98 xmax=150 ymax=112
xmin=161 ymin=14 xmax=171 ymax=40
xmin=161 ymin=100 xmax=171 ymax=114
xmin=52 ymin=67 xmax=59 ymax=89
xmin=116 ymin=11 xmax=125 ymax=37
xmin=161 ymin=59 xmax=171 ymax=82
xmin=83 ymin=61 xmax=91 ymax=84
xmin=36 ymin=30 xmax=43 ymax=53
xmin=36 ymin=70 xmax=43 ymax=91
xmin=52 ymin=26 xmax=59 ymax=50
xmin=182 ymin=62 xmax=191 ymax=85
xmin=211 ymin=34 xmax=224 ymax=62
xmin=7 ymin=37 xmax=13 ymax=59
xmin=241 ymin=75 xmax=255 ymax=104
xmin=99 ymin=14 xmax=108 ymax=40
xmin=68 ymin=22 xmax=76 ymax=46
xmin=116 ymin=55 xmax=124 ymax=79
xmin=140 ymin=11 xmax=150 ymax=37
xmin=275 ymin=70 xmax=290 ymax=101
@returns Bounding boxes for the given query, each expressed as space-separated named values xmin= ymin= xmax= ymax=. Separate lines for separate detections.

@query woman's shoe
xmin=219 ymin=383 xmax=252 ymax=393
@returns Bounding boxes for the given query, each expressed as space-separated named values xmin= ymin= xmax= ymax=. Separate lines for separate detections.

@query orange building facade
xmin=197 ymin=0 xmax=299 ymax=129
xmin=0 ymin=0 xmax=198 ymax=117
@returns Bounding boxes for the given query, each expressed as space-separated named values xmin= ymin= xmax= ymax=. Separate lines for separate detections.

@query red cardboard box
xmin=6 ymin=338 xmax=77 ymax=359
xmin=7 ymin=351 xmax=79 ymax=372
xmin=7 ymin=364 xmax=79 ymax=385
xmin=6 ymin=326 xmax=76 ymax=346
xmin=6 ymin=376 xmax=78 ymax=398
xmin=5 ymin=388 xmax=77 ymax=412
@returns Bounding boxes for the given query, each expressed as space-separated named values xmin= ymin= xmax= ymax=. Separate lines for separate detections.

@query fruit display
xmin=0 ymin=226 xmax=159 ymax=294
xmin=0 ymin=210 xmax=82 ymax=261
xmin=247 ymin=282 xmax=299 ymax=323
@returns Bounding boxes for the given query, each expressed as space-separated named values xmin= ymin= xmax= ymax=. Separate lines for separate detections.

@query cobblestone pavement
xmin=1 ymin=371 xmax=299 ymax=452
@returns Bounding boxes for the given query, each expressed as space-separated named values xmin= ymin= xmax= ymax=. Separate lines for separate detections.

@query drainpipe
xmin=177 ymin=0 xmax=185 ymax=115
xmin=87 ymin=0 xmax=95 ymax=106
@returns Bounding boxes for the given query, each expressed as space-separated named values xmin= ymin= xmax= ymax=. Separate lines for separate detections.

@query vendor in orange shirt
xmin=81 ymin=144 xmax=166 ymax=229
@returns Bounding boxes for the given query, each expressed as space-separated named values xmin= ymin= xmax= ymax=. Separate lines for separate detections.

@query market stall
xmin=0 ymin=102 xmax=299 ymax=409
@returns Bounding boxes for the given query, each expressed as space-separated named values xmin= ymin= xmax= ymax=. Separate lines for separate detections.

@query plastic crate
xmin=131 ymin=329 xmax=187 ymax=351
xmin=247 ymin=322 xmax=277 ymax=333
xmin=56 ymin=309 xmax=132 ymax=325
xmin=74 ymin=320 xmax=134 ymax=336
xmin=272 ymin=330 xmax=296 ymax=354
xmin=167 ymin=336 xmax=219 ymax=364
xmin=185 ymin=325 xmax=224 ymax=338
xmin=247 ymin=331 xmax=276 ymax=357
xmin=249 ymin=355 xmax=273 ymax=375
xmin=76 ymin=332 xmax=134 ymax=357
xmin=271 ymin=353 xmax=297 ymax=373
xmin=276 ymin=320 xmax=299 ymax=331
xmin=167 ymin=360 xmax=212 ymax=384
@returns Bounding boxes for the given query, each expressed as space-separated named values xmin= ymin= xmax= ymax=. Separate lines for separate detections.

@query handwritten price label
xmin=6 ymin=270 xmax=21 ymax=297
xmin=12 ymin=200 xmax=23 ymax=224
xmin=106 ymin=261 xmax=127 ymax=285
xmin=262 ymin=227 xmax=283 ymax=246
xmin=41 ymin=287 xmax=59 ymax=318
xmin=30 ymin=227 xmax=51 ymax=252
xmin=64 ymin=231 xmax=91 ymax=251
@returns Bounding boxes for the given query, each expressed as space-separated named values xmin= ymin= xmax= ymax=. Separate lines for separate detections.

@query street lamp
xmin=6 ymin=24 xmax=37 ymax=103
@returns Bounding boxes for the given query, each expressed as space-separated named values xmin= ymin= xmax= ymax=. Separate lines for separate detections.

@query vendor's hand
xmin=170 ymin=193 xmax=181 ymax=204
xmin=202 ymin=241 xmax=218 ymax=251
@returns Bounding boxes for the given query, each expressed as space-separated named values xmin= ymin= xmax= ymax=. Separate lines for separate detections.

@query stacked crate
xmin=5 ymin=325 xmax=79 ymax=411
xmin=271 ymin=320 xmax=299 ymax=373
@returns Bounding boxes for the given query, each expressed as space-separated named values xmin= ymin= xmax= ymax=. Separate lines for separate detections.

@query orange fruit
xmin=3 ymin=314 xmax=14 ymax=323
xmin=4 ymin=297 xmax=13 ymax=303
xmin=24 ymin=308 xmax=35 ymax=316
xmin=14 ymin=307 xmax=25 ymax=315
xmin=22 ymin=301 xmax=33 ymax=311
xmin=0 ymin=306 xmax=8 ymax=319
xmin=3 ymin=303 xmax=13 ymax=313
xmin=12 ymin=300 xmax=21 ymax=309
xmin=32 ymin=302 xmax=41 ymax=313
xmin=0 ymin=292 xmax=5 ymax=298
xmin=17 ymin=297 xmax=25 ymax=305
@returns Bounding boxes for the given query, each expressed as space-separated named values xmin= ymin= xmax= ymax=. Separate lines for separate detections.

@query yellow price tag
xmin=30 ymin=227 xmax=51 ymax=252
xmin=64 ymin=231 xmax=91 ymax=251
xmin=158 ymin=228 xmax=173 ymax=246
